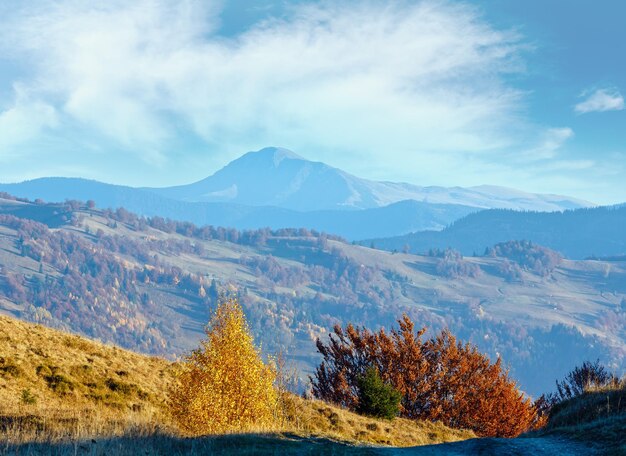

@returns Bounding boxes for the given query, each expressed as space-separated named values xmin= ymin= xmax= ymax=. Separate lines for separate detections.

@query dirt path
xmin=377 ymin=436 xmax=594 ymax=455
xmin=0 ymin=434 xmax=601 ymax=455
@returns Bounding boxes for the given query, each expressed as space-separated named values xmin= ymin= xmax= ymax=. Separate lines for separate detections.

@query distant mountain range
xmin=0 ymin=193 xmax=474 ymax=240
xmin=0 ymin=147 xmax=594 ymax=239
xmin=145 ymin=147 xmax=592 ymax=211
xmin=366 ymin=205 xmax=626 ymax=259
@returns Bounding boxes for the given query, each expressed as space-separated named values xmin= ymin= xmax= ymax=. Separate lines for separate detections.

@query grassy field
xmin=0 ymin=314 xmax=474 ymax=454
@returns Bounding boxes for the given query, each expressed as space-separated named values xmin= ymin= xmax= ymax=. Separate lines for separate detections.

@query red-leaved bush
xmin=311 ymin=315 xmax=544 ymax=437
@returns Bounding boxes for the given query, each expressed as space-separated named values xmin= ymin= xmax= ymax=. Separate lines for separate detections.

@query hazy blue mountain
xmin=0 ymin=189 xmax=474 ymax=240
xmin=148 ymin=147 xmax=380 ymax=211
xmin=0 ymin=147 xmax=593 ymax=240
xmin=0 ymin=178 xmax=159 ymax=211
xmin=366 ymin=205 xmax=626 ymax=259
xmin=148 ymin=147 xmax=594 ymax=211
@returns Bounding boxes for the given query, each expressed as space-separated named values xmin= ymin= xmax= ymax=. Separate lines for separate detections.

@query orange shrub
xmin=169 ymin=298 xmax=277 ymax=434
xmin=312 ymin=315 xmax=542 ymax=437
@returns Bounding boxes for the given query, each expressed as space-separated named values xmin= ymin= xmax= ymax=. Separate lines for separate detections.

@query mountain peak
xmin=135 ymin=147 xmax=594 ymax=212
xmin=244 ymin=147 xmax=304 ymax=167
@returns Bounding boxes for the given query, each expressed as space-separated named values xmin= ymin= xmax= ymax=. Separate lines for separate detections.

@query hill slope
xmin=0 ymin=313 xmax=473 ymax=450
xmin=0 ymin=198 xmax=624 ymax=396
xmin=2 ymin=314 xmax=616 ymax=454
xmin=533 ymin=382 xmax=626 ymax=455
xmin=366 ymin=205 xmax=626 ymax=260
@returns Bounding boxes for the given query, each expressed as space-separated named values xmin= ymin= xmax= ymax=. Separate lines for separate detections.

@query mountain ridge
xmin=0 ymin=147 xmax=594 ymax=240
xmin=147 ymin=147 xmax=595 ymax=211
xmin=0 ymin=191 xmax=474 ymax=240
xmin=366 ymin=205 xmax=626 ymax=259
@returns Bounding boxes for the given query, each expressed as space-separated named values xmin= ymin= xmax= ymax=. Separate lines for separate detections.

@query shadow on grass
xmin=2 ymin=431 xmax=604 ymax=456
xmin=1 ymin=432 xmax=382 ymax=456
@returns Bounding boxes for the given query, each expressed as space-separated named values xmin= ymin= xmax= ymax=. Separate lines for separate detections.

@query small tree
xmin=169 ymin=298 xmax=277 ymax=434
xmin=356 ymin=367 xmax=401 ymax=420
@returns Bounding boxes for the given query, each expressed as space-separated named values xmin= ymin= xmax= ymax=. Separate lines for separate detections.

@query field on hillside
xmin=0 ymin=314 xmax=474 ymax=453
xmin=0 ymin=198 xmax=624 ymax=395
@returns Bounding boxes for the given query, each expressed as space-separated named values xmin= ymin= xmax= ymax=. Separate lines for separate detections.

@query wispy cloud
xmin=0 ymin=0 xmax=524 ymax=169
xmin=575 ymin=87 xmax=624 ymax=114
xmin=521 ymin=127 xmax=574 ymax=161
xmin=0 ymin=83 xmax=57 ymax=158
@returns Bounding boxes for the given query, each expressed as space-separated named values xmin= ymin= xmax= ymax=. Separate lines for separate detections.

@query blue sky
xmin=0 ymin=0 xmax=624 ymax=204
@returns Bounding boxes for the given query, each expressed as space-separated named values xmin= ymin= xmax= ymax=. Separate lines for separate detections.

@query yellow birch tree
xmin=169 ymin=298 xmax=277 ymax=434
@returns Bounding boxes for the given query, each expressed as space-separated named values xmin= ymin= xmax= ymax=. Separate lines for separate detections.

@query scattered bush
xmin=36 ymin=365 xmax=76 ymax=395
xmin=549 ymin=360 xmax=618 ymax=406
xmin=105 ymin=378 xmax=135 ymax=396
xmin=356 ymin=367 xmax=401 ymax=420
xmin=20 ymin=388 xmax=37 ymax=405
xmin=35 ymin=364 xmax=53 ymax=377
xmin=487 ymin=240 xmax=562 ymax=277
xmin=0 ymin=357 xmax=22 ymax=377
xmin=545 ymin=379 xmax=626 ymax=430
xmin=497 ymin=259 xmax=523 ymax=282
xmin=435 ymin=249 xmax=481 ymax=279
xmin=44 ymin=373 xmax=75 ymax=395
xmin=169 ymin=298 xmax=277 ymax=434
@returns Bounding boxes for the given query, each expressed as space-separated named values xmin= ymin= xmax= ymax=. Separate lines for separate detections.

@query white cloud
xmin=575 ymin=87 xmax=624 ymax=114
xmin=0 ymin=0 xmax=524 ymax=169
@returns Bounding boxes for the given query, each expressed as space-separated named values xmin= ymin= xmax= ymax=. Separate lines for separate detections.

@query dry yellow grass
xmin=0 ymin=313 xmax=473 ymax=450
xmin=280 ymin=395 xmax=473 ymax=447
xmin=0 ymin=314 xmax=175 ymax=445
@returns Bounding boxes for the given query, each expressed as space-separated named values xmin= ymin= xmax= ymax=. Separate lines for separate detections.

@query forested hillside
xmin=366 ymin=205 xmax=626 ymax=259
xmin=0 ymin=181 xmax=475 ymax=240
xmin=0 ymin=195 xmax=624 ymax=396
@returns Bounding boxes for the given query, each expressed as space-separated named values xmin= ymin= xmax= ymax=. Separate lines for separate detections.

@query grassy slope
xmin=2 ymin=314 xmax=617 ymax=454
xmin=528 ymin=383 xmax=626 ymax=455
xmin=0 ymin=314 xmax=174 ymax=443
xmin=0 ymin=314 xmax=474 ymax=452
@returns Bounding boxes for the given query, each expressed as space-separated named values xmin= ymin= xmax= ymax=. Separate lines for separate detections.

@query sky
xmin=0 ymin=0 xmax=624 ymax=204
